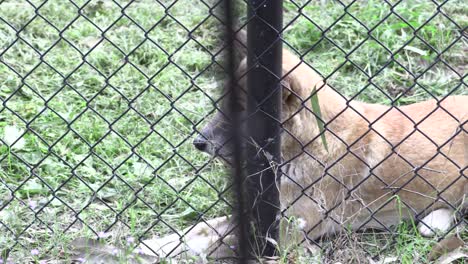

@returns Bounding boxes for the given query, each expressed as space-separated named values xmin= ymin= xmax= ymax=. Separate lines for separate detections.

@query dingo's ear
xmin=281 ymin=50 xmax=306 ymax=104
xmin=232 ymin=31 xmax=310 ymax=104
xmin=281 ymin=49 xmax=324 ymax=104
xmin=281 ymin=70 xmax=301 ymax=104
xmin=233 ymin=29 xmax=247 ymax=65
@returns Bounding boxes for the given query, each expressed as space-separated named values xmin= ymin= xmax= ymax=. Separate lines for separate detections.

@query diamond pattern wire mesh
xmin=0 ymin=0 xmax=235 ymax=261
xmin=238 ymin=0 xmax=466 ymax=262
xmin=0 ymin=0 xmax=466 ymax=263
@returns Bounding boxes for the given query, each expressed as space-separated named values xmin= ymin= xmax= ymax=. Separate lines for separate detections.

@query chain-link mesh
xmin=234 ymin=0 xmax=466 ymax=263
xmin=0 ymin=0 xmax=237 ymax=262
xmin=0 ymin=0 xmax=466 ymax=263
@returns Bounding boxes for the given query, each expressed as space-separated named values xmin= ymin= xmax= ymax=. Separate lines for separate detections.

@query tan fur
xmin=276 ymin=49 xmax=466 ymax=239
xmin=141 ymin=46 xmax=467 ymax=259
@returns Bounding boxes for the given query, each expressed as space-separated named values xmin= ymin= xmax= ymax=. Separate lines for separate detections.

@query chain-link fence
xmin=0 ymin=0 xmax=466 ymax=263
xmin=231 ymin=0 xmax=467 ymax=263
xmin=0 ymin=0 xmax=235 ymax=262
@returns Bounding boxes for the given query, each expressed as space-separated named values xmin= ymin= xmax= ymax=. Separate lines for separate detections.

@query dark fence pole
xmin=222 ymin=0 xmax=250 ymax=263
xmin=246 ymin=0 xmax=283 ymax=258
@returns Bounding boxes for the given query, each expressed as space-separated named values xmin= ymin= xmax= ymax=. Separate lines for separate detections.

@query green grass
xmin=282 ymin=0 xmax=467 ymax=104
xmin=0 ymin=0 xmax=229 ymax=261
xmin=0 ymin=0 xmax=466 ymax=262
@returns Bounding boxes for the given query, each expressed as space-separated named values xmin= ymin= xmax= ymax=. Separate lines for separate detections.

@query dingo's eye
xmin=232 ymin=101 xmax=245 ymax=112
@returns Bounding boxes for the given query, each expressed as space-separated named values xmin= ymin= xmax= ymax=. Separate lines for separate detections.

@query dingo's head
xmin=193 ymin=30 xmax=330 ymax=161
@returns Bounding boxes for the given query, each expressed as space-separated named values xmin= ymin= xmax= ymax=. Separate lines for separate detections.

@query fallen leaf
xmin=371 ymin=256 xmax=399 ymax=264
xmin=429 ymin=234 xmax=465 ymax=261
xmin=434 ymin=247 xmax=467 ymax=264
xmin=133 ymin=162 xmax=152 ymax=177
xmin=80 ymin=36 xmax=102 ymax=49
xmin=3 ymin=125 xmax=26 ymax=150
xmin=403 ymin=45 xmax=428 ymax=56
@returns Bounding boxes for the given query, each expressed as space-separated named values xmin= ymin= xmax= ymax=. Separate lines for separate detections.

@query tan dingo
xmin=142 ymin=30 xmax=467 ymax=260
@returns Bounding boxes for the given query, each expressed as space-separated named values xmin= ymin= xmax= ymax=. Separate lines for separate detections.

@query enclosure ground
xmin=0 ymin=0 xmax=466 ymax=262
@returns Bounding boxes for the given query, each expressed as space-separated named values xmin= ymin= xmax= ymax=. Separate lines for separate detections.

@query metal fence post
xmin=246 ymin=0 xmax=283 ymax=258
xmin=222 ymin=0 xmax=251 ymax=262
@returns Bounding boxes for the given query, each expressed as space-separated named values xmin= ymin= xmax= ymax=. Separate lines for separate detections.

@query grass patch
xmin=0 ymin=0 xmax=465 ymax=262
xmin=283 ymin=0 xmax=467 ymax=105
xmin=0 ymin=0 xmax=228 ymax=261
